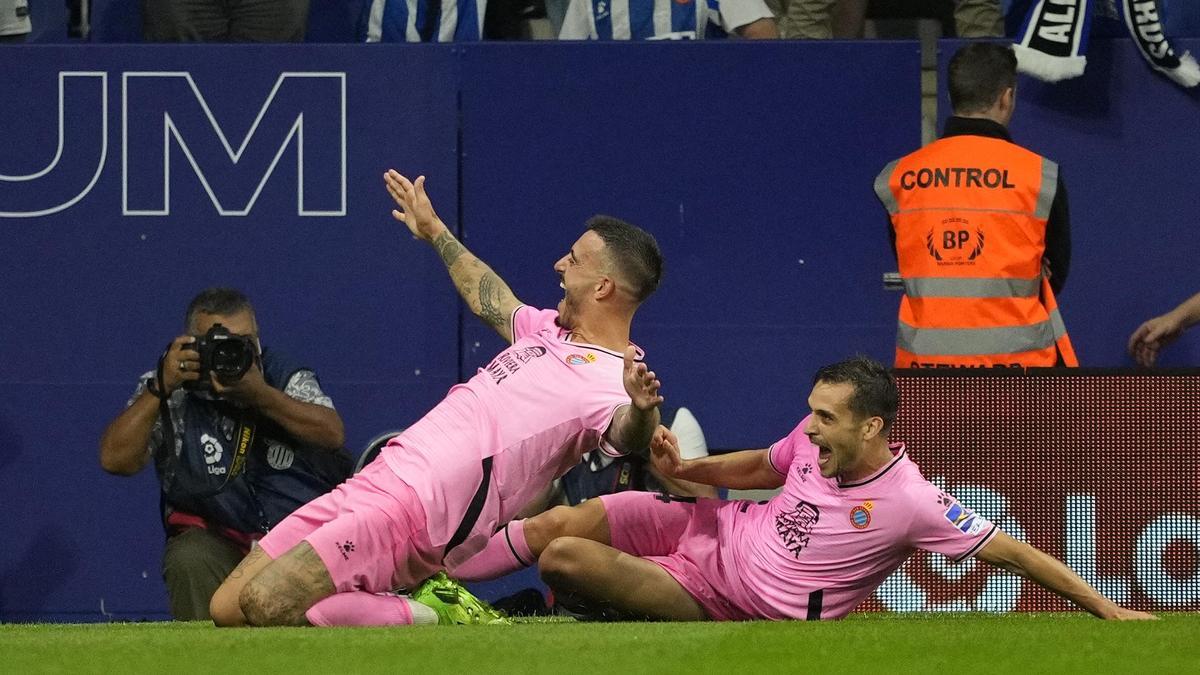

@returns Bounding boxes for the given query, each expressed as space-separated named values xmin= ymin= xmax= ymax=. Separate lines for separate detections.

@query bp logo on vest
xmin=926 ymin=217 xmax=984 ymax=265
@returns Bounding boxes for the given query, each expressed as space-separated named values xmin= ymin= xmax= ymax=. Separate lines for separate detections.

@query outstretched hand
xmin=650 ymin=424 xmax=683 ymax=477
xmin=384 ymin=170 xmax=446 ymax=242
xmin=622 ymin=346 xmax=663 ymax=412
xmin=1127 ymin=313 xmax=1184 ymax=367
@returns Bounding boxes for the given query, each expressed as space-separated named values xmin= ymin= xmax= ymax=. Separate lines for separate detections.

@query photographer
xmin=100 ymin=288 xmax=351 ymax=620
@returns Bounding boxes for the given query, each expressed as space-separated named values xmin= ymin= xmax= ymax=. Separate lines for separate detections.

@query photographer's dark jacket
xmin=131 ymin=349 xmax=351 ymax=539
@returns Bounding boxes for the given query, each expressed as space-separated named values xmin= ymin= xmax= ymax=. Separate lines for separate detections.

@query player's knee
xmin=538 ymin=536 xmax=589 ymax=589
xmin=525 ymin=505 xmax=575 ymax=548
xmin=238 ymin=574 xmax=297 ymax=627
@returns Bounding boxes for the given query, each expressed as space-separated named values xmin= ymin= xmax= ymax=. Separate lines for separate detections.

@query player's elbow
xmin=983 ymin=540 xmax=1037 ymax=580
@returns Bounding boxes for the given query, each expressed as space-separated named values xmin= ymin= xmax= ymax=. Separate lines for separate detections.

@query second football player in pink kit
xmin=467 ymin=357 xmax=1155 ymax=621
xmin=209 ymin=170 xmax=666 ymax=627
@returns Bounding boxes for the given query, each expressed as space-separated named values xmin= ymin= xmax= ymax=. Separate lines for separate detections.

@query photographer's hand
xmin=210 ymin=359 xmax=270 ymax=408
xmin=214 ymin=363 xmax=345 ymax=450
xmin=99 ymin=336 xmax=197 ymax=476
xmin=163 ymin=336 xmax=202 ymax=392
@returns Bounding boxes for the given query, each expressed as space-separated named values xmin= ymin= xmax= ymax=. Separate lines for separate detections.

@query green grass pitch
xmin=2 ymin=614 xmax=1196 ymax=673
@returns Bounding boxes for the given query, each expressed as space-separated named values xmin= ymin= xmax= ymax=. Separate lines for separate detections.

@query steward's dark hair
xmin=948 ymin=42 xmax=1018 ymax=115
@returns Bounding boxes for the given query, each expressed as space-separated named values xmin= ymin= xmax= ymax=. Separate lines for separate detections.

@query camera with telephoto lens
xmin=184 ymin=323 xmax=257 ymax=391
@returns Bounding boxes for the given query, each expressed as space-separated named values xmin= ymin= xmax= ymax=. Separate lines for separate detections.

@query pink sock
xmin=451 ymin=520 xmax=534 ymax=581
xmin=306 ymin=591 xmax=418 ymax=627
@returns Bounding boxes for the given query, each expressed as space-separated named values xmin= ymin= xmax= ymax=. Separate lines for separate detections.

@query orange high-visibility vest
xmin=875 ymin=135 xmax=1078 ymax=368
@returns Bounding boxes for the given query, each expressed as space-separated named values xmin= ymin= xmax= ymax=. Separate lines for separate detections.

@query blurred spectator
xmin=559 ymin=0 xmax=777 ymax=40
xmin=0 ymin=0 xmax=30 ymax=42
xmin=953 ymin=0 xmax=1001 ymax=37
xmin=768 ymin=0 xmax=1001 ymax=40
xmin=766 ymin=0 xmax=863 ymax=38
xmin=142 ymin=0 xmax=310 ymax=42
xmin=99 ymin=288 xmax=351 ymax=620
xmin=874 ymin=43 xmax=1076 ymax=368
xmin=358 ymin=0 xmax=486 ymax=41
xmin=1128 ymin=292 xmax=1200 ymax=366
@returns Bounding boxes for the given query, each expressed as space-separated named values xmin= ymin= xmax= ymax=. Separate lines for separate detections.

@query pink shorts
xmin=258 ymin=459 xmax=441 ymax=593
xmin=598 ymin=492 xmax=754 ymax=621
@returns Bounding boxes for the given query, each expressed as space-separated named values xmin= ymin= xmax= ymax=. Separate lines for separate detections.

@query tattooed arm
xmin=384 ymin=170 xmax=523 ymax=342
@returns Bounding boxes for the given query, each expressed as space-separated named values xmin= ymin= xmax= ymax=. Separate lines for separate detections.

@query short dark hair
xmin=812 ymin=356 xmax=899 ymax=433
xmin=947 ymin=42 xmax=1018 ymax=115
xmin=586 ymin=215 xmax=663 ymax=303
xmin=185 ymin=287 xmax=255 ymax=331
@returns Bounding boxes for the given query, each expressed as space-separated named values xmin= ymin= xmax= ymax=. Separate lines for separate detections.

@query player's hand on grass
xmin=385 ymin=171 xmax=447 ymax=243
xmin=1108 ymin=607 xmax=1159 ymax=621
xmin=650 ymin=425 xmax=683 ymax=476
xmin=623 ymin=346 xmax=663 ymax=412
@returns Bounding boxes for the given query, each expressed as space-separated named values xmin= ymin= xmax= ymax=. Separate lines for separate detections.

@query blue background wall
xmin=1 ymin=38 xmax=1197 ymax=620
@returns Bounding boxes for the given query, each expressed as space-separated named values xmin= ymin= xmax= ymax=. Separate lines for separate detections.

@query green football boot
xmin=411 ymin=572 xmax=511 ymax=626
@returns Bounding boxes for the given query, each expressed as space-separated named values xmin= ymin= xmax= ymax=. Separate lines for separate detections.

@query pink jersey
xmin=717 ymin=415 xmax=997 ymax=620
xmin=382 ymin=306 xmax=635 ymax=568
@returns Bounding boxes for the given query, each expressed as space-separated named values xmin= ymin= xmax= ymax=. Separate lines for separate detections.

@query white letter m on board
xmin=123 ymin=72 xmax=346 ymax=216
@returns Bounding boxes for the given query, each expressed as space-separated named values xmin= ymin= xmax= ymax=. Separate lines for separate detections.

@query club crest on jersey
xmin=849 ymin=504 xmax=872 ymax=529
xmin=944 ymin=502 xmax=982 ymax=534
xmin=565 ymin=353 xmax=597 ymax=366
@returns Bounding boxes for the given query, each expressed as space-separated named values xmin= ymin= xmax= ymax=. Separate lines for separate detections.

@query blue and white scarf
xmin=1013 ymin=0 xmax=1199 ymax=87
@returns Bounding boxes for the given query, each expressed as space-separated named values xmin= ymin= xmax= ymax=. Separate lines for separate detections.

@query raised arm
xmin=649 ymin=427 xmax=785 ymax=491
xmin=975 ymin=530 xmax=1155 ymax=620
xmin=385 ymin=170 xmax=523 ymax=343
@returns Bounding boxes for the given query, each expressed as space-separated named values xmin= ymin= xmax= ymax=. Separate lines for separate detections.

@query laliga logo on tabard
xmin=0 ymin=71 xmax=346 ymax=218
xmin=200 ymin=433 xmax=227 ymax=475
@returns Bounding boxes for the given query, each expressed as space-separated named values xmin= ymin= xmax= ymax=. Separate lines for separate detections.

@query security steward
xmin=874 ymin=42 xmax=1075 ymax=368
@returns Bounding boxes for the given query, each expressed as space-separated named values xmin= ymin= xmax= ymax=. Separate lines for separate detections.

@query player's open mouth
xmin=817 ymin=446 xmax=832 ymax=466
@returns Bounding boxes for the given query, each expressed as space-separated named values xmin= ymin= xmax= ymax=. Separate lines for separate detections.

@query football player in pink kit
xmin=464 ymin=357 xmax=1156 ymax=621
xmin=208 ymin=170 xmax=665 ymax=627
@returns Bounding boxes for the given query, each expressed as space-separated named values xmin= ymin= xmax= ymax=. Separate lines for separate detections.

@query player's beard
xmin=556 ymin=293 xmax=579 ymax=330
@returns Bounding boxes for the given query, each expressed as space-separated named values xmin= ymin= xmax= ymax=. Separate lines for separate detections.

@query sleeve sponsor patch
xmin=944 ymin=502 xmax=986 ymax=536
